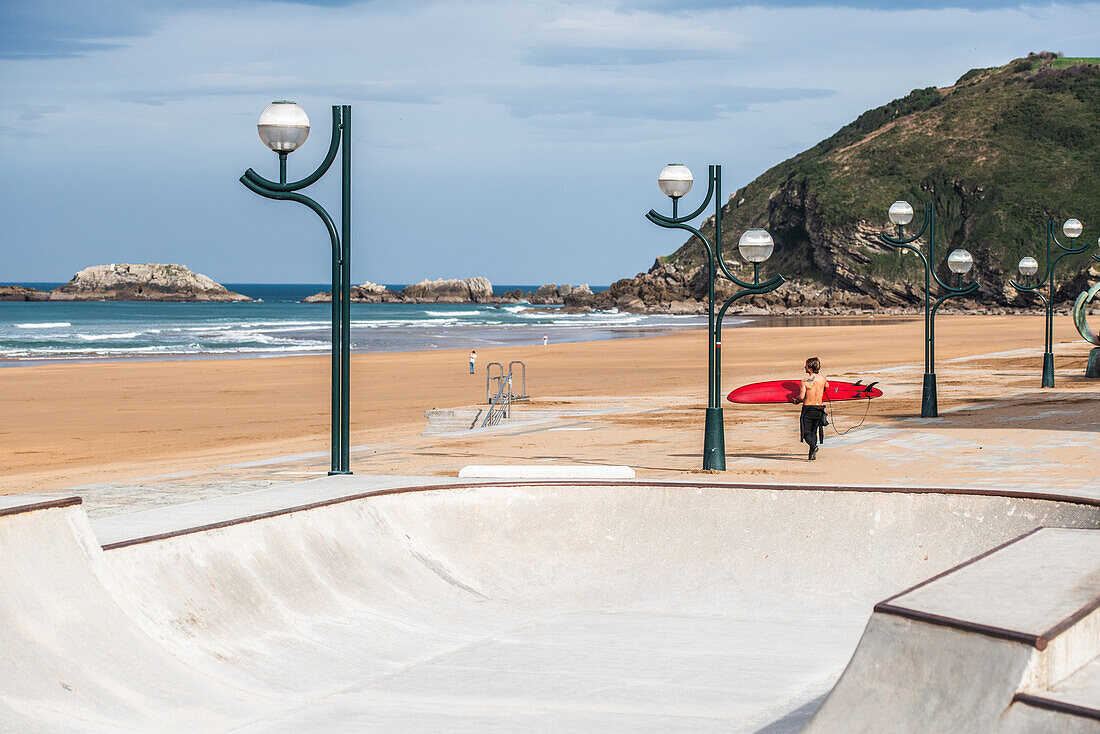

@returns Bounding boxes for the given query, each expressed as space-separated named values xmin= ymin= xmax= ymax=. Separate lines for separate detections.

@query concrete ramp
xmin=0 ymin=480 xmax=1097 ymax=732
xmin=804 ymin=527 xmax=1100 ymax=733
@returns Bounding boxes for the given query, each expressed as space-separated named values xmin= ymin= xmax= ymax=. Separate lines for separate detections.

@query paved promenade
xmin=13 ymin=339 xmax=1097 ymax=519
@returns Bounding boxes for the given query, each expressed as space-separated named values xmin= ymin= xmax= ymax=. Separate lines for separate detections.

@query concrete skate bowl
xmin=1 ymin=481 xmax=1098 ymax=733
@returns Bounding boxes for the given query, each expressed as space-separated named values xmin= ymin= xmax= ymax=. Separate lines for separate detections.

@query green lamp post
xmin=239 ymin=102 xmax=353 ymax=475
xmin=879 ymin=200 xmax=981 ymax=418
xmin=1009 ymin=218 xmax=1092 ymax=388
xmin=647 ymin=164 xmax=786 ymax=470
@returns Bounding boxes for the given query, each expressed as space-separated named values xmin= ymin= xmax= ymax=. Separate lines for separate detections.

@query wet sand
xmin=2 ymin=314 xmax=1097 ymax=494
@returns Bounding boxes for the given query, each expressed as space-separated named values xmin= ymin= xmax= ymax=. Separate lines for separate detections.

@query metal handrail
xmin=508 ymin=361 xmax=528 ymax=400
xmin=482 ymin=372 xmax=512 ymax=428
xmin=487 ymin=360 xmax=528 ymax=403
xmin=486 ymin=362 xmax=505 ymax=404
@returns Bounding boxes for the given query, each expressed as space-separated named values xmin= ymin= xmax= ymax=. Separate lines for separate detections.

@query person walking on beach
xmin=791 ymin=356 xmax=829 ymax=461
xmin=468 ymin=350 xmax=477 ymax=374
xmin=542 ymin=334 xmax=548 ymax=346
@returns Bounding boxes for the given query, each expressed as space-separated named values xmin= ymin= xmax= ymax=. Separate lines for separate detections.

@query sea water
xmin=1 ymin=284 xmax=712 ymax=363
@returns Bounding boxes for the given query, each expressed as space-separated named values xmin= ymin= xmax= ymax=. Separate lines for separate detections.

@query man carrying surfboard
xmin=792 ymin=357 xmax=828 ymax=461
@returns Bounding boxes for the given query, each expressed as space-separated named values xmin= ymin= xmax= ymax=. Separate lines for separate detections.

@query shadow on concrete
xmin=753 ymin=693 xmax=829 ymax=733
xmin=889 ymin=393 xmax=1100 ymax=434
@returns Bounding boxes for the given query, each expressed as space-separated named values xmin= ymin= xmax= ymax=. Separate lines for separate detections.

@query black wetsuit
xmin=800 ymin=405 xmax=827 ymax=455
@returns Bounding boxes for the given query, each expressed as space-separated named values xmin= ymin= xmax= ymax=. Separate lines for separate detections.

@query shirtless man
xmin=793 ymin=356 xmax=829 ymax=461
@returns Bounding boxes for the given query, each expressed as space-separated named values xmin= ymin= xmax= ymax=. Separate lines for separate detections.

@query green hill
xmin=668 ymin=52 xmax=1100 ymax=305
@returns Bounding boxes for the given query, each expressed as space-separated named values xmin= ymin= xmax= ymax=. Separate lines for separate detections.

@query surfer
xmin=791 ymin=357 xmax=829 ymax=460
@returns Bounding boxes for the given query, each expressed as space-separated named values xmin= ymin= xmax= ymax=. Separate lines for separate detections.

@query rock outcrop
xmin=522 ymin=283 xmax=595 ymax=306
xmin=526 ymin=284 xmax=563 ymax=305
xmin=400 ymin=277 xmax=494 ymax=303
xmin=584 ymin=258 xmax=1031 ymax=315
xmin=47 ymin=264 xmax=251 ymax=302
xmin=305 ymin=277 xmax=494 ymax=304
xmin=303 ymin=281 xmax=400 ymax=303
xmin=0 ymin=285 xmax=51 ymax=301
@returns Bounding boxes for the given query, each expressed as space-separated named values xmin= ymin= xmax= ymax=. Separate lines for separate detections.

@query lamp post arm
xmin=930 ymin=267 xmax=978 ymax=293
xmin=1050 ymin=221 xmax=1092 ymax=255
xmin=239 ymin=176 xmax=341 ymax=261
xmin=1009 ymin=279 xmax=1050 ymax=308
xmin=242 ymin=106 xmax=342 ymax=193
xmin=645 ymin=213 xmax=715 ymax=263
xmin=715 ymin=275 xmax=787 ymax=338
xmin=648 ymin=167 xmax=716 ymax=225
xmin=1009 ymin=278 xmax=1039 ymax=294
xmin=878 ymin=239 xmax=930 ymax=272
xmin=1050 ymin=244 xmax=1092 ymax=271
xmin=720 ymin=265 xmax=784 ymax=291
xmin=1011 ymin=267 xmax=1051 ymax=291
xmin=879 ymin=214 xmax=930 ymax=248
xmin=930 ymin=280 xmax=981 ymax=317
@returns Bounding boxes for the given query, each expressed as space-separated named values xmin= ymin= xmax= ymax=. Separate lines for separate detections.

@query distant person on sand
xmin=542 ymin=334 xmax=548 ymax=346
xmin=469 ymin=350 xmax=477 ymax=374
xmin=790 ymin=356 xmax=829 ymax=461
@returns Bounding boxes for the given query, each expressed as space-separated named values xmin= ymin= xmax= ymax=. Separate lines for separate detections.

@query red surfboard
xmin=727 ymin=380 xmax=882 ymax=405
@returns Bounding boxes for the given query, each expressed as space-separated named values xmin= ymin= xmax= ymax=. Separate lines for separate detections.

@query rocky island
xmin=305 ymin=277 xmax=496 ymax=304
xmin=46 ymin=264 xmax=251 ymax=302
xmin=302 ymin=277 xmax=601 ymax=308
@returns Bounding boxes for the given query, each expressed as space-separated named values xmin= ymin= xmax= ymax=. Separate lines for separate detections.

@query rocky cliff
xmin=653 ymin=53 xmax=1100 ymax=309
xmin=48 ymin=264 xmax=251 ymax=302
xmin=587 ymin=258 xmax=997 ymax=315
xmin=0 ymin=286 xmax=51 ymax=301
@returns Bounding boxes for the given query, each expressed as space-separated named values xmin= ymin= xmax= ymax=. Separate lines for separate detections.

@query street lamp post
xmin=239 ymin=102 xmax=353 ymax=475
xmin=1009 ymin=219 xmax=1092 ymax=387
xmin=879 ymin=200 xmax=980 ymax=417
xmin=647 ymin=164 xmax=786 ymax=470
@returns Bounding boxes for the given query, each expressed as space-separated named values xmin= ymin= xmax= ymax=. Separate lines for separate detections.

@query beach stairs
xmin=803 ymin=527 xmax=1100 ymax=733
xmin=422 ymin=405 xmax=607 ymax=436
xmin=422 ymin=408 xmax=487 ymax=435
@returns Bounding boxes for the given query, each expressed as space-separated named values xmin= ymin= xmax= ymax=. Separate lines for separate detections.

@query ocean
xmin=1 ymin=283 xmax=713 ymax=364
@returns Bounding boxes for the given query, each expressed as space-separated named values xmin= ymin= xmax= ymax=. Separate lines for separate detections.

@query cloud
xmin=490 ymin=81 xmax=836 ymax=122
xmin=0 ymin=0 xmax=372 ymax=60
xmin=19 ymin=105 xmax=63 ymax=121
xmin=118 ymin=74 xmax=442 ymax=106
xmin=629 ymin=0 xmax=1084 ymax=10
xmin=0 ymin=0 xmax=166 ymax=59
xmin=522 ymin=45 xmax=730 ymax=67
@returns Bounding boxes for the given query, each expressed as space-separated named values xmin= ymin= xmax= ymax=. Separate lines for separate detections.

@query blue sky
xmin=2 ymin=0 xmax=1099 ymax=285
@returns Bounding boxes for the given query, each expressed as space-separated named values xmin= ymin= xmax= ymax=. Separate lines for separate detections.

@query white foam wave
xmin=424 ymin=310 xmax=484 ymax=316
xmin=180 ymin=320 xmax=325 ymax=332
xmin=15 ymin=322 xmax=70 ymax=329
xmin=1 ymin=343 xmax=329 ymax=359
xmin=349 ymin=318 xmax=465 ymax=328
xmin=76 ymin=331 xmax=143 ymax=341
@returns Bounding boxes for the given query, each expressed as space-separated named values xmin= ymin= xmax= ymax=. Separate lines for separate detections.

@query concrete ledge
xmin=0 ymin=495 xmax=81 ymax=517
xmin=458 ymin=465 xmax=636 ymax=479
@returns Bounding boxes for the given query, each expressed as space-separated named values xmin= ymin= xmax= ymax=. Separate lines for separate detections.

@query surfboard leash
xmin=828 ymin=396 xmax=872 ymax=436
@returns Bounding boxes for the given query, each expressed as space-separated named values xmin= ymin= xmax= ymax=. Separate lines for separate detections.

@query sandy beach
xmin=2 ymin=314 xmax=1097 ymax=496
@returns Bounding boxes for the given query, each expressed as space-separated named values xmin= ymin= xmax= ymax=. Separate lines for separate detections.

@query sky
xmin=2 ymin=0 xmax=1099 ymax=286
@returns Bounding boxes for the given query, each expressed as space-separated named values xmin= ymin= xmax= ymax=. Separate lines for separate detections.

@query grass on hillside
xmin=1053 ymin=57 xmax=1100 ymax=68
